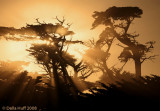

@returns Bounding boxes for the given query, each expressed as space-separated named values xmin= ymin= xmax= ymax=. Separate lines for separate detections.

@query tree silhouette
xmin=27 ymin=18 xmax=84 ymax=100
xmin=86 ymin=21 xmax=116 ymax=79
xmin=0 ymin=17 xmax=85 ymax=101
xmin=0 ymin=7 xmax=159 ymax=110
xmin=91 ymin=6 xmax=156 ymax=77
xmin=84 ymin=42 xmax=113 ymax=80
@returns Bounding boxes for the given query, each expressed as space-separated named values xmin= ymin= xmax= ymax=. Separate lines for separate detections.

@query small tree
xmin=92 ymin=6 xmax=156 ymax=77
xmin=83 ymin=34 xmax=115 ymax=79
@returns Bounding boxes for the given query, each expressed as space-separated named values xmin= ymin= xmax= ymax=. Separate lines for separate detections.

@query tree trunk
xmin=134 ymin=58 xmax=142 ymax=77
xmin=52 ymin=63 xmax=64 ymax=109
xmin=102 ymin=61 xmax=113 ymax=79
xmin=52 ymin=63 xmax=63 ymax=97
xmin=73 ymin=69 xmax=78 ymax=79
xmin=60 ymin=64 xmax=79 ymax=95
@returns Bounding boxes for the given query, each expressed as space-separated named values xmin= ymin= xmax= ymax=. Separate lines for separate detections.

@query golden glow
xmin=66 ymin=44 xmax=88 ymax=59
xmin=0 ymin=0 xmax=159 ymax=78
xmin=0 ymin=38 xmax=88 ymax=74
xmin=0 ymin=40 xmax=28 ymax=61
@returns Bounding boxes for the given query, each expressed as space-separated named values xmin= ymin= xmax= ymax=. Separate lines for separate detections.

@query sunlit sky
xmin=0 ymin=0 xmax=160 ymax=77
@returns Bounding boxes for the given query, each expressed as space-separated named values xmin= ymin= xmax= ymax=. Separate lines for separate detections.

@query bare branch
xmin=80 ymin=68 xmax=94 ymax=79
xmin=66 ymin=23 xmax=72 ymax=28
xmin=65 ymin=40 xmax=83 ymax=44
xmin=119 ymin=61 xmax=127 ymax=72
xmin=84 ymin=38 xmax=96 ymax=48
xmin=55 ymin=16 xmax=65 ymax=25
xmin=77 ymin=65 xmax=87 ymax=72
xmin=141 ymin=55 xmax=158 ymax=63
xmin=43 ymin=21 xmax=46 ymax=24
xmin=89 ymin=38 xmax=96 ymax=47
xmin=117 ymin=43 xmax=126 ymax=48
xmin=35 ymin=18 xmax=42 ymax=24
xmin=145 ymin=41 xmax=155 ymax=52
xmin=82 ymin=71 xmax=93 ymax=79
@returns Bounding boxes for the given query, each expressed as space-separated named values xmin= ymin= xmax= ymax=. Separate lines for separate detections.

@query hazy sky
xmin=0 ymin=0 xmax=159 ymax=76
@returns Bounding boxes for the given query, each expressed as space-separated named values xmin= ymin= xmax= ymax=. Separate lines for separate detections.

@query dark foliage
xmin=77 ymin=74 xmax=160 ymax=110
xmin=0 ymin=69 xmax=159 ymax=110
xmin=92 ymin=6 xmax=143 ymax=29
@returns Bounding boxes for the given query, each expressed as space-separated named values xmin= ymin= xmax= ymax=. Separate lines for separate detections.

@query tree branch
xmin=55 ymin=16 xmax=65 ymax=25
xmin=117 ymin=43 xmax=126 ymax=48
xmin=141 ymin=55 xmax=158 ymax=63
xmin=35 ymin=18 xmax=42 ymax=24
xmin=66 ymin=23 xmax=72 ymax=28
xmin=145 ymin=41 xmax=155 ymax=52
